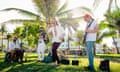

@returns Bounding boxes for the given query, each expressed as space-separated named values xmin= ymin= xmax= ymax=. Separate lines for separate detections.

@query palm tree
xmin=0 ymin=24 xmax=7 ymax=49
xmin=98 ymin=9 xmax=120 ymax=54
xmin=1 ymin=0 xmax=92 ymax=28
xmin=6 ymin=33 xmax=12 ymax=49
xmin=1 ymin=0 xmax=93 ymax=51
xmin=76 ymin=30 xmax=84 ymax=49
xmin=14 ymin=23 xmax=40 ymax=48
xmin=93 ymin=0 xmax=120 ymax=54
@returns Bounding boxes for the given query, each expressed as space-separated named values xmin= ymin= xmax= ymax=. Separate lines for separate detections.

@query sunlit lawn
xmin=0 ymin=52 xmax=120 ymax=72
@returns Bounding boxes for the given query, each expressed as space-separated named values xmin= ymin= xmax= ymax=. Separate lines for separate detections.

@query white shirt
xmin=37 ymin=38 xmax=46 ymax=51
xmin=86 ymin=20 xmax=98 ymax=41
xmin=9 ymin=41 xmax=20 ymax=51
xmin=48 ymin=25 xmax=64 ymax=43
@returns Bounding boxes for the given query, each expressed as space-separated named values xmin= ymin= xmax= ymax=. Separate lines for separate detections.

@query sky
xmin=0 ymin=0 xmax=120 ymax=47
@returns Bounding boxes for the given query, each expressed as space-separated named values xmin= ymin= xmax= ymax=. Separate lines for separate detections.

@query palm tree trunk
xmin=93 ymin=45 xmax=96 ymax=56
xmin=1 ymin=32 xmax=3 ymax=50
xmin=7 ymin=39 xmax=9 ymax=49
xmin=79 ymin=41 xmax=80 ymax=49
xmin=112 ymin=37 xmax=120 ymax=54
xmin=108 ymin=0 xmax=113 ymax=13
xmin=68 ymin=38 xmax=70 ymax=49
xmin=115 ymin=0 xmax=119 ymax=9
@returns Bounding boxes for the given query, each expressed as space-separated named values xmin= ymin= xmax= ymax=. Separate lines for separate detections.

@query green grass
xmin=0 ymin=52 xmax=120 ymax=72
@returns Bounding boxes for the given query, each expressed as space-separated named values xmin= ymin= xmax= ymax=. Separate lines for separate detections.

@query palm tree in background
xmin=92 ymin=0 xmax=120 ymax=54
xmin=1 ymin=0 xmax=92 ymax=28
xmin=98 ymin=9 xmax=120 ymax=54
xmin=1 ymin=0 xmax=93 ymax=49
xmin=6 ymin=33 xmax=12 ymax=49
xmin=0 ymin=24 xmax=7 ymax=49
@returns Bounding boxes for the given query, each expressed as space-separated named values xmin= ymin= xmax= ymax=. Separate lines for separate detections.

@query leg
xmin=20 ymin=50 xmax=24 ymax=62
xmin=41 ymin=49 xmax=45 ymax=61
xmin=85 ymin=41 xmax=95 ymax=70
xmin=52 ymin=43 xmax=56 ymax=62
xmin=37 ymin=49 xmax=41 ymax=61
xmin=15 ymin=49 xmax=21 ymax=62
xmin=52 ymin=42 xmax=61 ymax=64
xmin=10 ymin=50 xmax=15 ymax=62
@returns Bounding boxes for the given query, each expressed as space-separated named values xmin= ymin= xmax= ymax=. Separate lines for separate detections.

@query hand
xmin=59 ymin=36 xmax=64 ymax=40
xmin=85 ymin=29 xmax=88 ymax=32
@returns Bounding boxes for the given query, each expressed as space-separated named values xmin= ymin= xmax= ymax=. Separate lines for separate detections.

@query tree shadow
xmin=7 ymin=62 xmax=58 ymax=72
xmin=5 ymin=61 xmax=99 ymax=72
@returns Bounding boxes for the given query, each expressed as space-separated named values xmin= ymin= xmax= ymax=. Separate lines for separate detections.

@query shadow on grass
xmin=7 ymin=62 xmax=93 ymax=72
xmin=0 ymin=62 xmax=18 ymax=71
xmin=0 ymin=60 xmax=96 ymax=72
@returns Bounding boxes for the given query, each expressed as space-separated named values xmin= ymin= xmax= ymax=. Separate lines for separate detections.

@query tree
xmin=14 ymin=22 xmax=41 ymax=48
xmin=0 ymin=24 xmax=7 ymax=49
xmin=75 ymin=30 xmax=84 ymax=49
xmin=6 ymin=33 xmax=12 ymax=49
xmin=1 ymin=0 xmax=92 ymax=29
xmin=98 ymin=8 xmax=120 ymax=54
xmin=1 ymin=0 xmax=93 ymax=50
xmin=93 ymin=0 xmax=120 ymax=54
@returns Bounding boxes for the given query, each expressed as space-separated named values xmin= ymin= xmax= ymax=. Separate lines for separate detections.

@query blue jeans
xmin=85 ymin=41 xmax=95 ymax=69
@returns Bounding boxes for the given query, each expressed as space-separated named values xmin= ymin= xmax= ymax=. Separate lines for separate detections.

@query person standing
xmin=37 ymin=35 xmax=46 ymax=62
xmin=47 ymin=18 xmax=65 ymax=65
xmin=83 ymin=14 xmax=99 ymax=70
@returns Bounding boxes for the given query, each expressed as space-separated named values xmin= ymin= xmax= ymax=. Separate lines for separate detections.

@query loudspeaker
xmin=72 ymin=60 xmax=79 ymax=65
xmin=43 ymin=56 xmax=52 ymax=63
xmin=99 ymin=59 xmax=110 ymax=72
xmin=60 ymin=59 xmax=70 ymax=65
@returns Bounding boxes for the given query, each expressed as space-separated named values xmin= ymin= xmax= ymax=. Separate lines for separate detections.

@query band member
xmin=37 ymin=35 xmax=46 ymax=62
xmin=47 ymin=18 xmax=65 ymax=65
xmin=83 ymin=14 xmax=99 ymax=70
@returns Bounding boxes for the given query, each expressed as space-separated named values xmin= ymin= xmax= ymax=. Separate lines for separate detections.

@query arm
xmin=59 ymin=26 xmax=65 ymax=40
xmin=85 ymin=24 xmax=99 ymax=33
xmin=46 ymin=27 xmax=53 ymax=43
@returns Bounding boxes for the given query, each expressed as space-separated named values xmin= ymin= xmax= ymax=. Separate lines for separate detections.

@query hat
xmin=83 ymin=14 xmax=91 ymax=19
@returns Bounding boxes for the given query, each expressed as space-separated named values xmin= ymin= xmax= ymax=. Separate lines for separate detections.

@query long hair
xmin=51 ymin=18 xmax=58 ymax=25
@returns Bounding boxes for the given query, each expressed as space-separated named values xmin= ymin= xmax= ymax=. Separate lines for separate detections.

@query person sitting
xmin=8 ymin=37 xmax=22 ymax=63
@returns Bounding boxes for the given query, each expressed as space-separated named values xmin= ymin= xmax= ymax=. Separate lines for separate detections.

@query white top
xmin=38 ymin=38 xmax=45 ymax=46
xmin=48 ymin=25 xmax=64 ymax=43
xmin=86 ymin=20 xmax=98 ymax=41
xmin=9 ymin=41 xmax=20 ymax=51
xmin=37 ymin=38 xmax=46 ymax=50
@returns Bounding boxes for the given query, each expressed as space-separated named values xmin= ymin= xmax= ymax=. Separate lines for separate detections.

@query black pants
xmin=52 ymin=42 xmax=61 ymax=64
xmin=15 ymin=49 xmax=24 ymax=62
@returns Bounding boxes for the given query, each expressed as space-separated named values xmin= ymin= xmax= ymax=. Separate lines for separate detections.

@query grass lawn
xmin=0 ymin=52 xmax=120 ymax=72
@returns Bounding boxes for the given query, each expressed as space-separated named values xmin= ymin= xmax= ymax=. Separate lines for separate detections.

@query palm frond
xmin=59 ymin=16 xmax=82 ymax=24
xmin=55 ymin=1 xmax=68 ymax=16
xmin=56 ymin=6 xmax=93 ymax=17
xmin=1 ymin=19 xmax=36 ymax=24
xmin=32 ymin=0 xmax=59 ymax=18
xmin=0 ymin=24 xmax=7 ymax=32
xmin=59 ymin=16 xmax=82 ymax=30
xmin=99 ymin=23 xmax=116 ymax=30
xmin=1 ymin=8 xmax=39 ymax=18
xmin=97 ymin=31 xmax=116 ymax=42
xmin=93 ymin=0 xmax=103 ymax=9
